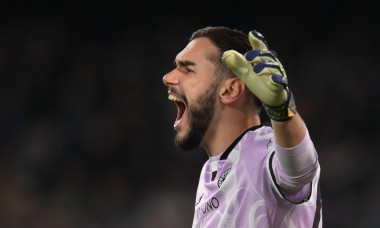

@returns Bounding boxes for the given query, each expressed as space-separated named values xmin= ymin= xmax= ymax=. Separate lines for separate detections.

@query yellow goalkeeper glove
xmin=222 ymin=30 xmax=296 ymax=121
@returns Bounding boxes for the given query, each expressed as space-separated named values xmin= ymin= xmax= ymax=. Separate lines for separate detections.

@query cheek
xmin=188 ymin=81 xmax=214 ymax=99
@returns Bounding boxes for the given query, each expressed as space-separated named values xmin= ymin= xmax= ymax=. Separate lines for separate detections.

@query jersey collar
xmin=220 ymin=125 xmax=263 ymax=160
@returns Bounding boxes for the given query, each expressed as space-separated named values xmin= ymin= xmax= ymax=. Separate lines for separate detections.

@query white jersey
xmin=192 ymin=125 xmax=322 ymax=228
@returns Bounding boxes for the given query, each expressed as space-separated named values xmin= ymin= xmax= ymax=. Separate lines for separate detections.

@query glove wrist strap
xmin=262 ymin=89 xmax=297 ymax=122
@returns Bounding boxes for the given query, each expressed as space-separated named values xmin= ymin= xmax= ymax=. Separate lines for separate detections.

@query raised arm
xmin=222 ymin=29 xmax=306 ymax=146
xmin=222 ymin=30 xmax=319 ymax=198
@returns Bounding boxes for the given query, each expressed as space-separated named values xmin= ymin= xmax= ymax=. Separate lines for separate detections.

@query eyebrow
xmin=174 ymin=59 xmax=196 ymax=67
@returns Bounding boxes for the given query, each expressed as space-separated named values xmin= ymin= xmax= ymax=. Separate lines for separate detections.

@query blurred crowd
xmin=0 ymin=2 xmax=379 ymax=227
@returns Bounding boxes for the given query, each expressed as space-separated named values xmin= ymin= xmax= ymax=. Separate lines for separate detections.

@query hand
xmin=222 ymin=30 xmax=296 ymax=121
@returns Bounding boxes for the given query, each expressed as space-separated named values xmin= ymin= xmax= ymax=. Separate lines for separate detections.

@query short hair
xmin=190 ymin=26 xmax=262 ymax=114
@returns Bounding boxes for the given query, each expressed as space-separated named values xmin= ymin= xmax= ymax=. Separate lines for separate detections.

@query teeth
xmin=168 ymin=94 xmax=183 ymax=102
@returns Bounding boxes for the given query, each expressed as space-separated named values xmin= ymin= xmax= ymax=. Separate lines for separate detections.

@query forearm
xmin=271 ymin=113 xmax=306 ymax=148
xmin=272 ymin=126 xmax=318 ymax=195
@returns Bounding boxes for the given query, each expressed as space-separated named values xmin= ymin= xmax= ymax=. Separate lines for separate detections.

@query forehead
xmin=176 ymin=37 xmax=219 ymax=63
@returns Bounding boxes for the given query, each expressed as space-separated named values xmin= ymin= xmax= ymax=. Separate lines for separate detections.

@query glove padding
xmin=222 ymin=30 xmax=296 ymax=121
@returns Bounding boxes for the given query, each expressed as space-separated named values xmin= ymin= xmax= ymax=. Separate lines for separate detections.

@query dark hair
xmin=190 ymin=26 xmax=251 ymax=58
xmin=190 ymin=26 xmax=262 ymax=113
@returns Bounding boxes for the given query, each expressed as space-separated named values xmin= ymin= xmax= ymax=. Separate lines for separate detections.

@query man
xmin=163 ymin=26 xmax=322 ymax=228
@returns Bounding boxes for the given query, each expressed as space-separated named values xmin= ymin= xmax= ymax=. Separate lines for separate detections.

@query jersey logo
xmin=218 ymin=168 xmax=231 ymax=188
xmin=195 ymin=193 xmax=203 ymax=207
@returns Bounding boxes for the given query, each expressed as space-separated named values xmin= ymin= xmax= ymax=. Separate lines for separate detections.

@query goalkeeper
xmin=163 ymin=26 xmax=322 ymax=227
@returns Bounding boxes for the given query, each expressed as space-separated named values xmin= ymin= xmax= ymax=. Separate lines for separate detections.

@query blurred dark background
xmin=0 ymin=1 xmax=378 ymax=227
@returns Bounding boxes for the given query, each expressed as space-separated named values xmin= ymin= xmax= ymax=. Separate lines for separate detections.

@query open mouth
xmin=168 ymin=93 xmax=187 ymax=128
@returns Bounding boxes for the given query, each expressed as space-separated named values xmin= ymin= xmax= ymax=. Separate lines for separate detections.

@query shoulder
xmin=229 ymin=126 xmax=275 ymax=177
xmin=240 ymin=126 xmax=275 ymax=157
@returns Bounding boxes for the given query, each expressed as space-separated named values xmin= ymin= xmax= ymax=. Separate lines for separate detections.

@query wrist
xmin=263 ymin=89 xmax=296 ymax=122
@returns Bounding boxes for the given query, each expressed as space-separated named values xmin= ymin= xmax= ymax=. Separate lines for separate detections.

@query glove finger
xmin=271 ymin=74 xmax=288 ymax=87
xmin=253 ymin=61 xmax=283 ymax=76
xmin=245 ymin=50 xmax=277 ymax=64
xmin=249 ymin=30 xmax=269 ymax=50
xmin=222 ymin=50 xmax=253 ymax=78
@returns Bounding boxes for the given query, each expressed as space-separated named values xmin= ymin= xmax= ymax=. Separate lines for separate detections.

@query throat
xmin=200 ymin=124 xmax=222 ymax=157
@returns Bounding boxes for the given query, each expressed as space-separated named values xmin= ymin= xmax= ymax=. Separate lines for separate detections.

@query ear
xmin=218 ymin=78 xmax=245 ymax=104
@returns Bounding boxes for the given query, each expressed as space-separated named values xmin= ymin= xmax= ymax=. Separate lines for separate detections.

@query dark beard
xmin=174 ymin=84 xmax=217 ymax=151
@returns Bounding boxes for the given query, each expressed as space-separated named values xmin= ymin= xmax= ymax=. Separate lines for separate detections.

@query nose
xmin=163 ymin=69 xmax=179 ymax=87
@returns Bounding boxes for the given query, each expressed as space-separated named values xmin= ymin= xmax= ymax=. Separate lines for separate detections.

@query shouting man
xmin=163 ymin=26 xmax=322 ymax=228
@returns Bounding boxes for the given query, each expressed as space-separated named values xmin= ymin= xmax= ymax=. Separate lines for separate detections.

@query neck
xmin=201 ymin=109 xmax=260 ymax=157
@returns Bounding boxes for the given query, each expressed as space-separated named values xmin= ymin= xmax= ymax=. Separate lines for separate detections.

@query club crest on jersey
xmin=218 ymin=168 xmax=231 ymax=188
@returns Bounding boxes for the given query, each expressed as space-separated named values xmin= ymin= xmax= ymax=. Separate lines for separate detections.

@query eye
xmin=177 ymin=66 xmax=194 ymax=74
xmin=184 ymin=67 xmax=194 ymax=73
